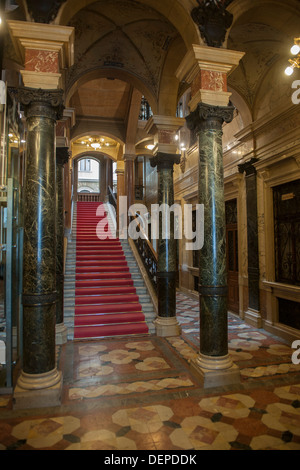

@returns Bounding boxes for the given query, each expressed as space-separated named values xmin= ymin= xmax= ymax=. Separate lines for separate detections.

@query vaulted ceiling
xmin=227 ymin=0 xmax=300 ymax=121
xmin=5 ymin=0 xmax=300 ymax=150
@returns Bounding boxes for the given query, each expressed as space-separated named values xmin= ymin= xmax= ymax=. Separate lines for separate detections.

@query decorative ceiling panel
xmin=66 ymin=0 xmax=180 ymax=97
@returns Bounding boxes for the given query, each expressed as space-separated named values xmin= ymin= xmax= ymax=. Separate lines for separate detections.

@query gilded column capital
xmin=186 ymin=101 xmax=234 ymax=133
xmin=9 ymin=87 xmax=64 ymax=121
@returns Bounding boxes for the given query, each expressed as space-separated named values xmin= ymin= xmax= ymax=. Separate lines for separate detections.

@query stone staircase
xmin=63 ymin=201 xmax=156 ymax=340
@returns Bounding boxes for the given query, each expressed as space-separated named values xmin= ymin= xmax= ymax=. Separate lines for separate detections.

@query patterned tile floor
xmin=0 ymin=292 xmax=299 ymax=451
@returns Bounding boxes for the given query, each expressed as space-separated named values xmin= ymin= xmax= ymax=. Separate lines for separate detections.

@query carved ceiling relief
xmin=66 ymin=0 xmax=179 ymax=99
xmin=227 ymin=22 xmax=289 ymax=109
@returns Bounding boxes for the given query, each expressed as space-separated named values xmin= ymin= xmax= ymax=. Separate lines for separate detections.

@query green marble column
xmin=151 ymin=153 xmax=180 ymax=336
xmin=12 ymin=87 xmax=64 ymax=389
xmin=56 ymin=147 xmax=69 ymax=339
xmin=186 ymin=102 xmax=234 ymax=362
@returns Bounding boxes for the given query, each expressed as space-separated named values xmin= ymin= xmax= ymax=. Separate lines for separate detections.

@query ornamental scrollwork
xmin=191 ymin=0 xmax=234 ymax=48
xmin=9 ymin=87 xmax=64 ymax=121
xmin=186 ymin=102 xmax=235 ymax=134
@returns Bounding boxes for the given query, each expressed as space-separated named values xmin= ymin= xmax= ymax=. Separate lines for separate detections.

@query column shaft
xmin=12 ymin=87 xmax=64 ymax=386
xmin=187 ymin=102 xmax=234 ymax=359
xmin=151 ymin=153 xmax=180 ymax=336
xmin=124 ymin=156 xmax=135 ymax=211
xmin=116 ymin=169 xmax=125 ymax=235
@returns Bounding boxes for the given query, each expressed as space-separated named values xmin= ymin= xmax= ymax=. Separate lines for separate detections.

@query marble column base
xmin=154 ymin=316 xmax=181 ymax=337
xmin=244 ymin=308 xmax=262 ymax=328
xmin=13 ymin=368 xmax=62 ymax=409
xmin=55 ymin=322 xmax=68 ymax=345
xmin=190 ymin=353 xmax=240 ymax=389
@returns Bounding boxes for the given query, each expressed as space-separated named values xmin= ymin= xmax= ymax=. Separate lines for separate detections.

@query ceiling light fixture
xmin=91 ymin=141 xmax=101 ymax=149
xmin=285 ymin=37 xmax=300 ymax=76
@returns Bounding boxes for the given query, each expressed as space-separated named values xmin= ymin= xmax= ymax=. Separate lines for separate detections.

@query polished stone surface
xmin=186 ymin=103 xmax=234 ymax=359
xmin=0 ymin=293 xmax=299 ymax=450
xmin=22 ymin=114 xmax=57 ymax=375
xmin=238 ymin=159 xmax=260 ymax=312
xmin=56 ymin=148 xmax=69 ymax=326
xmin=151 ymin=153 xmax=180 ymax=320
xmin=16 ymin=87 xmax=64 ymax=378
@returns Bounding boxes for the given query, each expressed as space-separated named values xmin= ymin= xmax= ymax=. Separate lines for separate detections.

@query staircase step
xmin=75 ymin=293 xmax=140 ymax=305
xmin=74 ymin=322 xmax=149 ymax=339
xmin=75 ymin=286 xmax=137 ymax=296
xmin=75 ymin=279 xmax=134 ymax=288
xmin=64 ymin=201 xmax=156 ymax=340
xmin=75 ymin=312 xmax=146 ymax=326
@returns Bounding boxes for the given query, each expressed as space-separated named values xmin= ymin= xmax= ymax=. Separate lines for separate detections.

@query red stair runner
xmin=74 ymin=201 xmax=148 ymax=339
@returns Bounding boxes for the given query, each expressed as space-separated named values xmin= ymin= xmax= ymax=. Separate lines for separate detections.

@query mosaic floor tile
xmin=11 ymin=416 xmax=80 ymax=449
xmin=0 ymin=292 xmax=300 ymax=451
xmin=170 ymin=416 xmax=238 ymax=450
xmin=198 ymin=394 xmax=255 ymax=419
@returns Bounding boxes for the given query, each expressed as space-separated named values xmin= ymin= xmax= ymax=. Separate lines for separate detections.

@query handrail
xmin=130 ymin=214 xmax=157 ymax=289
xmin=132 ymin=212 xmax=157 ymax=260
xmin=108 ymin=185 xmax=117 ymax=210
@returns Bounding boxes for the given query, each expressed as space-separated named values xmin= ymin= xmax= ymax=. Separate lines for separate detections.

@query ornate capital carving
xmin=186 ymin=102 xmax=234 ymax=133
xmin=26 ymin=0 xmax=67 ymax=24
xmin=9 ymin=87 xmax=64 ymax=121
xmin=150 ymin=153 xmax=180 ymax=170
xmin=56 ymin=147 xmax=70 ymax=166
xmin=191 ymin=0 xmax=233 ymax=48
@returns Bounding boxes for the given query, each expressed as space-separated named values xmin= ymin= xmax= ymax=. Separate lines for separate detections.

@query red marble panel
xmin=56 ymin=121 xmax=66 ymax=137
xmin=25 ymin=49 xmax=59 ymax=73
xmin=158 ymin=129 xmax=174 ymax=144
xmin=191 ymin=70 xmax=227 ymax=96
xmin=201 ymin=70 xmax=227 ymax=92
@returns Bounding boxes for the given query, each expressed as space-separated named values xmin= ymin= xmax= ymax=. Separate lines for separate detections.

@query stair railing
xmin=77 ymin=193 xmax=100 ymax=202
xmin=108 ymin=185 xmax=117 ymax=211
xmin=130 ymin=212 xmax=157 ymax=290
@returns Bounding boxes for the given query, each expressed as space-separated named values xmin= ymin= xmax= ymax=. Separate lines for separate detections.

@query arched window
xmin=77 ymin=158 xmax=100 ymax=193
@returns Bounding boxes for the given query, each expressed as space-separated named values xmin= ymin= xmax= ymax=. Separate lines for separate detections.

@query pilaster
xmin=238 ymin=158 xmax=262 ymax=327
xmin=7 ymin=20 xmax=74 ymax=89
xmin=176 ymin=44 xmax=244 ymax=110
xmin=55 ymin=146 xmax=70 ymax=345
xmin=144 ymin=115 xmax=185 ymax=155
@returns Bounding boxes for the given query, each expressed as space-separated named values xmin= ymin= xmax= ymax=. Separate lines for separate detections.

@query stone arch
xmin=73 ymin=152 xmax=114 ymax=201
xmin=73 ymin=150 xmax=116 ymax=163
xmin=66 ymin=68 xmax=158 ymax=116
xmin=56 ymin=0 xmax=200 ymax=50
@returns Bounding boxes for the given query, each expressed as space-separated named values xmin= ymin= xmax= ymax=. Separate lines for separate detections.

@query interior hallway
xmin=0 ymin=292 xmax=299 ymax=451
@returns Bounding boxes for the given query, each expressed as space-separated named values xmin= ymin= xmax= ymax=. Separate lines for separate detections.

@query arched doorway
xmin=74 ymin=154 xmax=114 ymax=203
xmin=77 ymin=157 xmax=100 ymax=194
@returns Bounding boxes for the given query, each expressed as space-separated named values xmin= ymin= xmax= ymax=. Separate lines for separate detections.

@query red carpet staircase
xmin=73 ymin=201 xmax=149 ymax=339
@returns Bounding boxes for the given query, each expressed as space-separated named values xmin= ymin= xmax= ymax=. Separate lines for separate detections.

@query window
xmin=79 ymin=159 xmax=91 ymax=172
